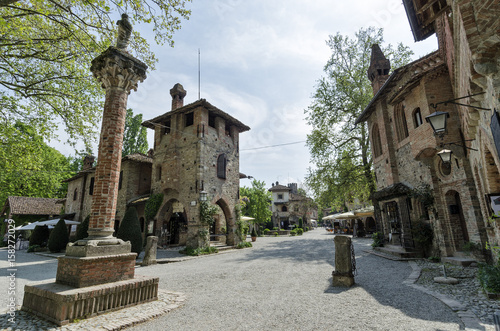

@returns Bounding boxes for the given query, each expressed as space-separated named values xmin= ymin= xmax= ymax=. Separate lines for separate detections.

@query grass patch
xmin=180 ymin=246 xmax=219 ymax=256
xmin=236 ymin=241 xmax=252 ymax=249
xmin=478 ymin=263 xmax=500 ymax=294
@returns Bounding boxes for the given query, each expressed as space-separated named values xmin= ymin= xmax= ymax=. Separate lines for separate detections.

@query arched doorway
xmin=444 ymin=190 xmax=469 ymax=250
xmin=158 ymin=199 xmax=188 ymax=247
xmin=215 ymin=198 xmax=235 ymax=245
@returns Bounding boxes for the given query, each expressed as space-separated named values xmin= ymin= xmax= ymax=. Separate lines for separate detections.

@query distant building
xmin=269 ymin=182 xmax=317 ymax=229
xmin=1 ymin=196 xmax=62 ymax=223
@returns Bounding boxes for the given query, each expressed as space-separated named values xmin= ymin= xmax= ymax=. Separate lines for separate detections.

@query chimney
xmin=170 ymin=83 xmax=187 ymax=110
xmin=83 ymin=155 xmax=95 ymax=170
xmin=147 ymin=148 xmax=154 ymax=158
xmin=367 ymin=44 xmax=391 ymax=95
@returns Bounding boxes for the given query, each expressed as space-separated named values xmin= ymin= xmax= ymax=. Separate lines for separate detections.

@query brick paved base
xmin=21 ymin=275 xmax=159 ymax=326
xmin=56 ymin=253 xmax=136 ymax=288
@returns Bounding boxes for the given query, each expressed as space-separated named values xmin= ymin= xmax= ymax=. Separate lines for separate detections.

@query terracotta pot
xmin=251 ymin=236 xmax=256 ymax=242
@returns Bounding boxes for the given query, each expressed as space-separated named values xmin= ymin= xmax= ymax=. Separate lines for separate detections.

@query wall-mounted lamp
xmin=437 ymin=149 xmax=452 ymax=164
xmin=425 ymin=92 xmax=491 ymax=137
xmin=425 ymin=111 xmax=449 ymax=137
xmin=199 ymin=190 xmax=208 ymax=201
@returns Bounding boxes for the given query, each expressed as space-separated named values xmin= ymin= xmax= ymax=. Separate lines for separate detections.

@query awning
xmin=15 ymin=218 xmax=80 ymax=230
xmin=323 ymin=206 xmax=374 ymax=220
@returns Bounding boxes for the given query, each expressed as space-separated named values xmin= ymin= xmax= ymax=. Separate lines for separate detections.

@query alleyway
xmin=131 ymin=231 xmax=465 ymax=331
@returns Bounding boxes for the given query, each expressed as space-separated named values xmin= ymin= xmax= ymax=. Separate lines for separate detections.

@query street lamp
xmin=425 ymin=110 xmax=449 ymax=136
xmin=199 ymin=190 xmax=208 ymax=201
xmin=437 ymin=149 xmax=452 ymax=164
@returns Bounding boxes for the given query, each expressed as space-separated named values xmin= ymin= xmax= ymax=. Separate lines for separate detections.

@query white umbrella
xmin=42 ymin=219 xmax=80 ymax=226
xmin=241 ymin=216 xmax=255 ymax=221
xmin=15 ymin=222 xmax=53 ymax=231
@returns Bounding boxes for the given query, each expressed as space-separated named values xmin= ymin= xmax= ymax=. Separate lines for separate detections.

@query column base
xmin=22 ymin=275 xmax=159 ymax=326
xmin=332 ymin=272 xmax=355 ymax=287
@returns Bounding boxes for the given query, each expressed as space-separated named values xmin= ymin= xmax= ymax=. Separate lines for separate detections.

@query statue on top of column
xmin=116 ymin=13 xmax=132 ymax=50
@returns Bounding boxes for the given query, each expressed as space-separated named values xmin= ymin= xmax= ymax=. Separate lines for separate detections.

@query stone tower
xmin=367 ymin=44 xmax=391 ymax=95
xmin=143 ymin=84 xmax=250 ymax=248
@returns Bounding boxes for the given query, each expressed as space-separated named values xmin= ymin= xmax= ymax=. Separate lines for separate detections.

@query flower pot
xmin=251 ymin=236 xmax=256 ymax=242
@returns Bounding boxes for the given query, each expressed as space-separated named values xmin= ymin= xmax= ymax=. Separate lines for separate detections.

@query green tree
xmin=29 ymin=224 xmax=50 ymax=247
xmin=117 ymin=206 xmax=143 ymax=257
xmin=75 ymin=215 xmax=90 ymax=241
xmin=0 ymin=0 xmax=191 ymax=147
xmin=0 ymin=121 xmax=77 ymax=204
xmin=305 ymin=27 xmax=413 ymax=209
xmin=239 ymin=179 xmax=272 ymax=230
xmin=48 ymin=218 xmax=69 ymax=252
xmin=123 ymin=108 xmax=149 ymax=155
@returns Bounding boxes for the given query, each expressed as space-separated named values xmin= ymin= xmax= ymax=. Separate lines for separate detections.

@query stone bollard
xmin=332 ymin=235 xmax=355 ymax=287
xmin=141 ymin=236 xmax=158 ymax=266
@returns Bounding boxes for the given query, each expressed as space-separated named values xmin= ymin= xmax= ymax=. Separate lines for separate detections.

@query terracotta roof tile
xmin=4 ymin=196 xmax=62 ymax=216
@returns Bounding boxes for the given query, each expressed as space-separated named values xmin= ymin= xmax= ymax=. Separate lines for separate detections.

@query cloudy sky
xmin=65 ymin=0 xmax=439 ymax=191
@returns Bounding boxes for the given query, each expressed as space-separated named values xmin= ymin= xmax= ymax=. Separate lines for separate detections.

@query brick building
xmin=355 ymin=0 xmax=499 ymax=259
xmin=142 ymin=84 xmax=250 ymax=248
xmin=269 ymin=182 xmax=317 ymax=229
xmin=63 ymin=153 xmax=152 ymax=239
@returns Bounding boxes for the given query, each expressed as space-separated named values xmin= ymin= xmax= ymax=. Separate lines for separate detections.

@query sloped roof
xmin=269 ymin=184 xmax=291 ymax=192
xmin=355 ymin=51 xmax=443 ymax=124
xmin=2 ymin=196 xmax=62 ymax=216
xmin=64 ymin=153 xmax=152 ymax=182
xmin=142 ymin=99 xmax=250 ymax=132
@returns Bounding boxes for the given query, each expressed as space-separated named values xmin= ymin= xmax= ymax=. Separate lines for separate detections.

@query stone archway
xmin=215 ymin=198 xmax=237 ymax=246
xmin=444 ymin=190 xmax=469 ymax=251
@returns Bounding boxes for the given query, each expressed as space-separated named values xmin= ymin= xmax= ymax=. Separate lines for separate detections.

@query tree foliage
xmin=123 ymin=108 xmax=148 ymax=156
xmin=0 ymin=0 xmax=191 ymax=146
xmin=305 ymin=27 xmax=413 ymax=209
xmin=239 ymin=179 xmax=272 ymax=226
xmin=117 ymin=206 xmax=143 ymax=257
xmin=48 ymin=218 xmax=69 ymax=252
xmin=0 ymin=121 xmax=77 ymax=204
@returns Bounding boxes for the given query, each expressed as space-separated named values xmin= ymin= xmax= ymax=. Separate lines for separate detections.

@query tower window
xmin=209 ymin=112 xmax=216 ymax=128
xmin=73 ymin=188 xmax=78 ymax=201
xmin=217 ymin=154 xmax=227 ymax=179
xmin=89 ymin=177 xmax=95 ymax=195
xmin=413 ymin=108 xmax=423 ymax=128
xmin=185 ymin=112 xmax=194 ymax=127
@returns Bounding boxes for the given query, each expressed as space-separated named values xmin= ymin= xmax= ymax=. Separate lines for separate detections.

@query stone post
xmin=141 ymin=236 xmax=158 ymax=266
xmin=332 ymin=235 xmax=355 ymax=287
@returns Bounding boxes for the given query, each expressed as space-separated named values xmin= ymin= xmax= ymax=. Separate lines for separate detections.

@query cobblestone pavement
xmin=0 ymin=231 xmax=497 ymax=330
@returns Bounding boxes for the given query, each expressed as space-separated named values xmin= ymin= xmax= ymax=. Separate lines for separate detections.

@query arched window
xmin=394 ymin=103 xmax=409 ymax=141
xmin=282 ymin=206 xmax=288 ymax=212
xmin=217 ymin=154 xmax=227 ymax=179
xmin=413 ymin=108 xmax=423 ymax=128
xmin=371 ymin=124 xmax=383 ymax=158
xmin=73 ymin=188 xmax=78 ymax=201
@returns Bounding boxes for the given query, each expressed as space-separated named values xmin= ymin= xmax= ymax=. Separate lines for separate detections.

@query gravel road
xmin=129 ymin=230 xmax=464 ymax=331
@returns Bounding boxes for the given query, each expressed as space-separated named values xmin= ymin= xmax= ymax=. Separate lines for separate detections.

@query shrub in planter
xmin=371 ymin=232 xmax=384 ymax=247
xmin=116 ymin=207 xmax=143 ymax=257
xmin=29 ymin=225 xmax=50 ymax=247
xmin=251 ymin=227 xmax=257 ymax=238
xmin=75 ymin=215 xmax=90 ymax=241
xmin=48 ymin=219 xmax=69 ymax=253
xmin=273 ymin=232 xmax=279 ymax=237
xmin=298 ymin=218 xmax=303 ymax=229
xmin=290 ymin=229 xmax=297 ymax=236
xmin=296 ymin=228 xmax=304 ymax=235
xmin=263 ymin=228 xmax=270 ymax=235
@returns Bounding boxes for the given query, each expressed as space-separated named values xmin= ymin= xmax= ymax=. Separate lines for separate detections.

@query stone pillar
xmin=332 ymin=235 xmax=355 ymax=287
xmin=57 ymin=46 xmax=147 ymax=286
xmin=87 ymin=46 xmax=148 ymax=240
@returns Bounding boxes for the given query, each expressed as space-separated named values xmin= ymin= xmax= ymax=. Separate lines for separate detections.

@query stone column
xmin=57 ymin=46 xmax=147 ymax=286
xmin=332 ymin=235 xmax=355 ymax=287
xmin=87 ymin=46 xmax=147 ymax=240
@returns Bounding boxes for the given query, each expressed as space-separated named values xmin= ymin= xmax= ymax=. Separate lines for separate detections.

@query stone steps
xmin=373 ymin=245 xmax=420 ymax=259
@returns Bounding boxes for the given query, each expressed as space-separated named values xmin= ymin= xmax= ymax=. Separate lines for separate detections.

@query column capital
xmin=90 ymin=46 xmax=148 ymax=93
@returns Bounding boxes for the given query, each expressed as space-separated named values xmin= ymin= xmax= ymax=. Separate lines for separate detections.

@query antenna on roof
xmin=198 ymin=48 xmax=201 ymax=100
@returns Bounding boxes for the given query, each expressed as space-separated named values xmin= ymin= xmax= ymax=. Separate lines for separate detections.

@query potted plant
xmin=251 ymin=227 xmax=257 ymax=242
